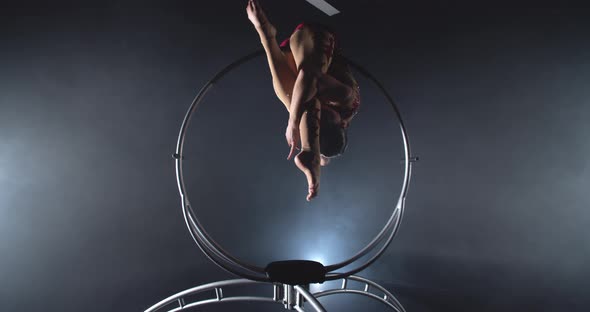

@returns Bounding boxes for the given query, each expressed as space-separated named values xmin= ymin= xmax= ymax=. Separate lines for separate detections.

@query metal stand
xmin=146 ymin=50 xmax=414 ymax=311
xmin=145 ymin=275 xmax=405 ymax=311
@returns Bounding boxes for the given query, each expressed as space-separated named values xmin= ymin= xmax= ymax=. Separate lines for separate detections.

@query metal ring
xmin=173 ymin=49 xmax=413 ymax=282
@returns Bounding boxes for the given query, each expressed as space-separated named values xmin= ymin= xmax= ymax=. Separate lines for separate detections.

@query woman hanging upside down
xmin=246 ymin=0 xmax=360 ymax=201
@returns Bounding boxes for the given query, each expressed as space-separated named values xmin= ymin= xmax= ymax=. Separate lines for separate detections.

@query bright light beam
xmin=304 ymin=0 xmax=340 ymax=16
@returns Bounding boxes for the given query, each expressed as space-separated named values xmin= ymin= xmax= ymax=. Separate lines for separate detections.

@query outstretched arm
xmin=247 ymin=0 xmax=296 ymax=107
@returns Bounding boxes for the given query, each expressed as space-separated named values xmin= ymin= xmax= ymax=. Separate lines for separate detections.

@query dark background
xmin=1 ymin=1 xmax=589 ymax=311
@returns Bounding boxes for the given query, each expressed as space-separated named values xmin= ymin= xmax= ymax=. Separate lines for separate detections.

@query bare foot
xmin=246 ymin=0 xmax=276 ymax=38
xmin=294 ymin=150 xmax=321 ymax=201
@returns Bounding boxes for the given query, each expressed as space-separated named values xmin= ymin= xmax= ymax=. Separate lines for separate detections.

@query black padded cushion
xmin=265 ymin=260 xmax=327 ymax=285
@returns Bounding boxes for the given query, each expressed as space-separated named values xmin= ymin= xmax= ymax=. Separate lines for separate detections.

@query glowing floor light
xmin=307 ymin=253 xmax=327 ymax=265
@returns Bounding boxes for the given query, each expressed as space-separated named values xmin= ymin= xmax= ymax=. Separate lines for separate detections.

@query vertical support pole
xmin=214 ymin=287 xmax=223 ymax=300
xmin=273 ymin=283 xmax=282 ymax=302
xmin=283 ymin=284 xmax=297 ymax=310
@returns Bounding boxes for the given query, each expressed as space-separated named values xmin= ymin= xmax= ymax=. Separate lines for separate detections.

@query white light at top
xmin=304 ymin=0 xmax=340 ymax=16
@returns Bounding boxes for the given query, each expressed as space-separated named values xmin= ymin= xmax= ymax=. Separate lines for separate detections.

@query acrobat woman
xmin=247 ymin=0 xmax=360 ymax=201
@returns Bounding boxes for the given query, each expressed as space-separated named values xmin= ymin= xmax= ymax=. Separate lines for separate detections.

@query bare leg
xmin=294 ymin=98 xmax=321 ymax=201
xmin=247 ymin=0 xmax=297 ymax=108
xmin=248 ymin=3 xmax=343 ymax=198
xmin=288 ymin=25 xmax=334 ymax=201
xmin=247 ymin=1 xmax=354 ymax=113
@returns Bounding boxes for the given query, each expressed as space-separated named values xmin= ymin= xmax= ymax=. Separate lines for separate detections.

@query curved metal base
xmin=145 ymin=275 xmax=405 ymax=312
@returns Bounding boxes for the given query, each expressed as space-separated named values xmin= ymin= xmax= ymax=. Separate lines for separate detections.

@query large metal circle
xmin=174 ymin=49 xmax=413 ymax=282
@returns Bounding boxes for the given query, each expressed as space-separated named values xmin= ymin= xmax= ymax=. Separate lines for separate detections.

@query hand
xmin=246 ymin=0 xmax=276 ymax=37
xmin=285 ymin=121 xmax=300 ymax=160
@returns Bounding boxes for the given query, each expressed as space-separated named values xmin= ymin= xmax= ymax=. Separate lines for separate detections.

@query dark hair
xmin=320 ymin=112 xmax=348 ymax=158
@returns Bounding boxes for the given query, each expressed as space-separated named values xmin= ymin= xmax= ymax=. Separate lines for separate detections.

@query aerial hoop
xmin=174 ymin=49 xmax=414 ymax=284
xmin=145 ymin=49 xmax=414 ymax=311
